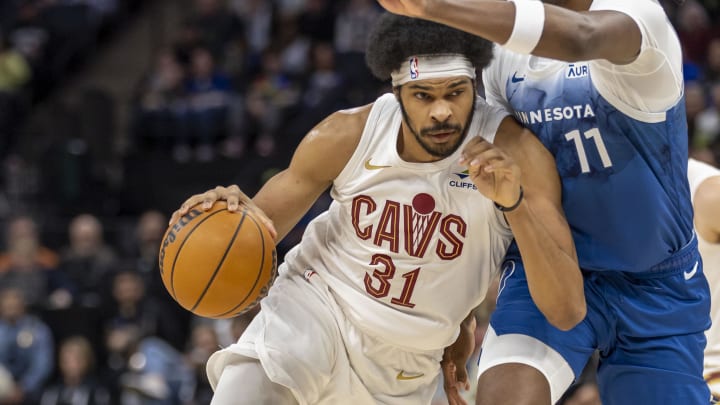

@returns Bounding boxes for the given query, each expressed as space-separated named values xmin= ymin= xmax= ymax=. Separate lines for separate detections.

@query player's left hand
xmin=441 ymin=314 xmax=476 ymax=405
xmin=460 ymin=137 xmax=522 ymax=209
xmin=170 ymin=185 xmax=277 ymax=241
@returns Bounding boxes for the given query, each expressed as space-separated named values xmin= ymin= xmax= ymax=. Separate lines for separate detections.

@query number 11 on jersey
xmin=565 ymin=128 xmax=613 ymax=173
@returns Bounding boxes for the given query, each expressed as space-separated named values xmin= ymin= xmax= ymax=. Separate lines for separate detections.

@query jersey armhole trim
xmin=589 ymin=66 xmax=670 ymax=123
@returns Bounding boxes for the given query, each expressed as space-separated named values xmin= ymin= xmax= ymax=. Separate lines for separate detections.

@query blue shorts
xmin=488 ymin=239 xmax=711 ymax=404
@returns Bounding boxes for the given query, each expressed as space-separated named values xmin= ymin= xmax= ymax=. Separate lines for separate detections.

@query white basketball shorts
xmin=207 ymin=263 xmax=443 ymax=405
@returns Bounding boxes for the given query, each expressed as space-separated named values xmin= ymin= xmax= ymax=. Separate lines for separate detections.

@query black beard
xmin=398 ymin=91 xmax=476 ymax=159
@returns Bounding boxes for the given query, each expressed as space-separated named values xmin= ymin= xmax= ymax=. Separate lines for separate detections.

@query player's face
xmin=397 ymin=77 xmax=476 ymax=161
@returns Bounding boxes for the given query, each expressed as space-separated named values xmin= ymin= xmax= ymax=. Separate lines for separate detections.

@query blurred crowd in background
xmin=0 ymin=0 xmax=717 ymax=404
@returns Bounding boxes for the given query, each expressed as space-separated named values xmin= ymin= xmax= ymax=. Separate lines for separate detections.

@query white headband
xmin=390 ymin=54 xmax=476 ymax=87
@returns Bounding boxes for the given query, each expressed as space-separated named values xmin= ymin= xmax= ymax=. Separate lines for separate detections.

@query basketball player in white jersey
xmin=170 ymin=14 xmax=585 ymax=405
xmin=689 ymin=158 xmax=720 ymax=399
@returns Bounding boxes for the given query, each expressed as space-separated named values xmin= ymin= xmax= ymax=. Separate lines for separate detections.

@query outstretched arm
xmin=493 ymin=116 xmax=585 ymax=330
xmin=251 ymin=109 xmax=366 ymax=240
xmin=171 ymin=106 xmax=370 ymax=242
xmin=460 ymin=116 xmax=584 ymax=330
xmin=379 ymin=0 xmax=646 ymax=65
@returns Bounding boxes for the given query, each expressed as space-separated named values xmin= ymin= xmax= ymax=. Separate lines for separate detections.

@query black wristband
xmin=494 ymin=186 xmax=524 ymax=212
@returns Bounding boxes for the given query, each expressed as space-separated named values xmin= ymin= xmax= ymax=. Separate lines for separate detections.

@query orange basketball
xmin=158 ymin=202 xmax=277 ymax=319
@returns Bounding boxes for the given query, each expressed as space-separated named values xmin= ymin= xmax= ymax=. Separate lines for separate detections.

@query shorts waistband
xmin=627 ymin=234 xmax=699 ymax=279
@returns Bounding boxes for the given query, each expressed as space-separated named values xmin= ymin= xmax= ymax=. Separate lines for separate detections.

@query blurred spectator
xmin=333 ymin=0 xmax=380 ymax=102
xmin=100 ymin=270 xmax=183 ymax=351
xmin=0 ymin=288 xmax=54 ymax=405
xmin=706 ymin=38 xmax=720 ymax=82
xmin=275 ymin=16 xmax=311 ymax=78
xmin=127 ymin=210 xmax=174 ymax=304
xmin=229 ymin=0 xmax=277 ymax=60
xmin=684 ymin=56 xmax=704 ymax=83
xmin=185 ymin=46 xmax=234 ymax=162
xmin=0 ymin=216 xmax=66 ymax=309
xmin=39 ymin=214 xmax=117 ymax=363
xmin=677 ymin=0 xmax=717 ymax=64
xmin=58 ymin=214 xmax=118 ymax=308
xmin=686 ymin=81 xmax=708 ymax=141
xmin=0 ymin=32 xmax=31 ymax=94
xmin=3 ymin=155 xmax=39 ymax=209
xmin=334 ymin=0 xmax=379 ymax=55
xmin=300 ymin=42 xmax=345 ymax=115
xmin=276 ymin=0 xmax=307 ymax=16
xmin=173 ymin=20 xmax=202 ymax=69
xmin=275 ymin=42 xmax=350 ymax=161
xmin=219 ymin=36 xmax=249 ymax=93
xmin=39 ymin=336 xmax=113 ymax=405
xmin=129 ymin=210 xmax=164 ymax=271
xmin=7 ymin=1 xmax=50 ymax=75
xmin=245 ymin=46 xmax=300 ymax=157
xmin=133 ymin=49 xmax=188 ymax=157
xmin=183 ymin=0 xmax=244 ymax=60
xmin=696 ymin=82 xmax=720 ymax=149
xmin=0 ymin=210 xmax=59 ymax=272
xmin=105 ymin=324 xmax=194 ymax=405
xmin=0 ymin=31 xmax=31 ymax=157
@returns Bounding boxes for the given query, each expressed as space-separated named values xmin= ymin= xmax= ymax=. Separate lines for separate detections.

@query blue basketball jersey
xmin=500 ymin=60 xmax=693 ymax=273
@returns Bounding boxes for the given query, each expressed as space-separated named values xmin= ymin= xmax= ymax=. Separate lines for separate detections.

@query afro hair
xmin=365 ymin=13 xmax=494 ymax=82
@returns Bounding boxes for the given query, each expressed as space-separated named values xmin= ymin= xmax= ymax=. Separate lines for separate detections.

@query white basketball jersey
xmin=283 ymin=93 xmax=513 ymax=351
xmin=689 ymin=158 xmax=720 ymax=376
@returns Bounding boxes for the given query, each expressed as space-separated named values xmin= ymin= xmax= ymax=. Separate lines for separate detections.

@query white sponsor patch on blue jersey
xmin=567 ymin=63 xmax=589 ymax=79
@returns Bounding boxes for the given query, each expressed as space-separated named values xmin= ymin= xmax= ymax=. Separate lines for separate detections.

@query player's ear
xmin=393 ymin=86 xmax=401 ymax=101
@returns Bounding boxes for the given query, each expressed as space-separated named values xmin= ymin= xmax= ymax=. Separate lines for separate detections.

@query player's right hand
xmin=460 ymin=137 xmax=522 ymax=209
xmin=170 ymin=185 xmax=278 ymax=241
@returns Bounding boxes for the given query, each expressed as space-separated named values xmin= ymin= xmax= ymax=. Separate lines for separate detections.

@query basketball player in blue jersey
xmin=169 ymin=14 xmax=586 ymax=405
xmin=377 ymin=0 xmax=711 ymax=404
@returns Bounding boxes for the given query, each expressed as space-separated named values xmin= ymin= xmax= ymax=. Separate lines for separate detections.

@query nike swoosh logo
xmin=511 ymin=72 xmax=525 ymax=83
xmin=684 ymin=261 xmax=699 ymax=281
xmin=396 ymin=370 xmax=425 ymax=381
xmin=365 ymin=158 xmax=392 ymax=170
